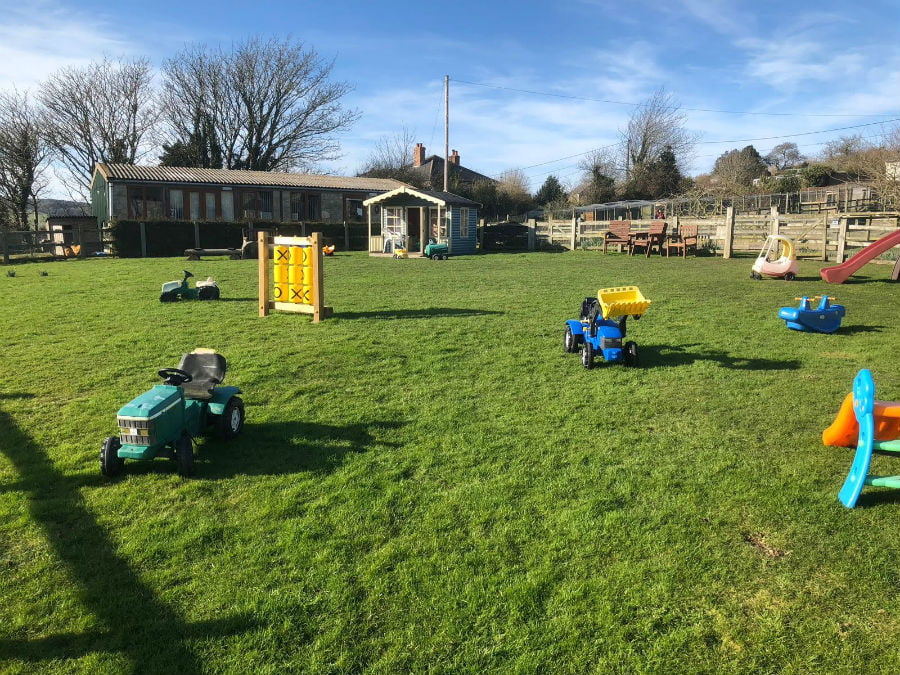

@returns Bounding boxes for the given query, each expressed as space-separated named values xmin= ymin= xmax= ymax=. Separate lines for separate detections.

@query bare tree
xmin=357 ymin=127 xmax=425 ymax=186
xmin=620 ymin=89 xmax=698 ymax=180
xmin=765 ymin=142 xmax=805 ymax=170
xmin=39 ymin=57 xmax=157 ymax=196
xmin=0 ymin=89 xmax=49 ymax=229
xmin=161 ymin=37 xmax=360 ymax=172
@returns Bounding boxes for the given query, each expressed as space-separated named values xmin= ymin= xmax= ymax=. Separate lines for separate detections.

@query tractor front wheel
xmin=216 ymin=397 xmax=245 ymax=439
xmin=100 ymin=436 xmax=124 ymax=477
xmin=581 ymin=341 xmax=595 ymax=369
xmin=564 ymin=325 xmax=577 ymax=353
xmin=175 ymin=434 xmax=194 ymax=477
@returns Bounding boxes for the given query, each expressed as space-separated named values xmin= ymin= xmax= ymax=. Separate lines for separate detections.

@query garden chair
xmin=602 ymin=221 xmax=631 ymax=253
xmin=666 ymin=225 xmax=698 ymax=258
xmin=628 ymin=220 xmax=667 ymax=257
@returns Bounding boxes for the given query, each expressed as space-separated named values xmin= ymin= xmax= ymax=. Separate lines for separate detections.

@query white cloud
xmin=0 ymin=1 xmax=131 ymax=91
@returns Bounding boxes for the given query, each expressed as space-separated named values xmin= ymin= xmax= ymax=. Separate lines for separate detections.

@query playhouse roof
xmin=363 ymin=186 xmax=480 ymax=208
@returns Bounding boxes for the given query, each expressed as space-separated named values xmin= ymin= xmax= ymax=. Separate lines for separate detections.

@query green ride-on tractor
xmin=160 ymin=270 xmax=220 ymax=302
xmin=101 ymin=349 xmax=244 ymax=477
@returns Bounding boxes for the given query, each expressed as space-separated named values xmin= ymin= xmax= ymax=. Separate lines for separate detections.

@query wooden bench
xmin=185 ymin=248 xmax=242 ymax=260
xmin=628 ymin=220 xmax=668 ymax=257
xmin=603 ymin=221 xmax=632 ymax=253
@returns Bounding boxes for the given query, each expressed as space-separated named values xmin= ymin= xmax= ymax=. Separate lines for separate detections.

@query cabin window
xmin=127 ymin=186 xmax=163 ymax=219
xmin=145 ymin=187 xmax=163 ymax=218
xmin=345 ymin=198 xmax=364 ymax=222
xmin=240 ymin=190 xmax=274 ymax=220
xmin=289 ymin=192 xmax=304 ymax=220
xmin=128 ymin=187 xmax=144 ymax=218
xmin=205 ymin=193 xmax=217 ymax=220
xmin=189 ymin=192 xmax=200 ymax=220
xmin=221 ymin=191 xmax=234 ymax=221
xmin=460 ymin=208 xmax=469 ymax=238
xmin=170 ymin=190 xmax=184 ymax=219
xmin=307 ymin=194 xmax=321 ymax=220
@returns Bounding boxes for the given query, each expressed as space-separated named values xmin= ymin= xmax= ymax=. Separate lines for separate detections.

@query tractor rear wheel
xmin=198 ymin=286 xmax=219 ymax=300
xmin=624 ymin=341 xmax=639 ymax=367
xmin=581 ymin=341 xmax=595 ymax=369
xmin=216 ymin=397 xmax=245 ymax=439
xmin=175 ymin=434 xmax=194 ymax=477
xmin=160 ymin=291 xmax=178 ymax=302
xmin=100 ymin=436 xmax=124 ymax=477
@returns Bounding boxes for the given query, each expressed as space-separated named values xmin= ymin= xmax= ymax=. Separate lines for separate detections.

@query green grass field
xmin=2 ymin=251 xmax=900 ymax=674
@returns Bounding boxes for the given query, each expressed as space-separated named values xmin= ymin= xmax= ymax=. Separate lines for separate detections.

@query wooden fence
xmin=530 ymin=208 xmax=900 ymax=262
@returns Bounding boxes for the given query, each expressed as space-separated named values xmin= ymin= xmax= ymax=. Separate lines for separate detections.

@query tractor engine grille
xmin=601 ymin=337 xmax=622 ymax=350
xmin=118 ymin=417 xmax=156 ymax=446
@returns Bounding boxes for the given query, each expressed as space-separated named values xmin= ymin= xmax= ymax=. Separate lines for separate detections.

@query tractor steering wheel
xmin=158 ymin=368 xmax=193 ymax=386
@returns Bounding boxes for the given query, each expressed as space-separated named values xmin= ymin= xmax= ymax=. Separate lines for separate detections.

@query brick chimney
xmin=449 ymin=149 xmax=460 ymax=166
xmin=413 ymin=143 xmax=425 ymax=167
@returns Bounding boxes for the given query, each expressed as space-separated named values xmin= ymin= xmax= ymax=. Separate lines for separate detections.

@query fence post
xmin=723 ymin=206 xmax=735 ymax=259
xmin=193 ymin=222 xmax=200 ymax=248
xmin=140 ymin=222 xmax=147 ymax=258
xmin=343 ymin=221 xmax=350 ymax=251
xmin=528 ymin=220 xmax=535 ymax=251
xmin=1 ymin=231 xmax=7 ymax=264
xmin=836 ymin=216 xmax=848 ymax=263
xmin=570 ymin=215 xmax=577 ymax=250
xmin=769 ymin=206 xmax=780 ymax=235
xmin=821 ymin=213 xmax=828 ymax=261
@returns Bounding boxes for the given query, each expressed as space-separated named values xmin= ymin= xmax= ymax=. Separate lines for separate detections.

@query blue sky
xmin=1 ymin=0 xmax=898 ymax=195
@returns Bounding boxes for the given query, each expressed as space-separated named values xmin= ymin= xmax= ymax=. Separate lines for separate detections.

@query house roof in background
xmin=411 ymin=155 xmax=495 ymax=187
xmin=93 ymin=164 xmax=406 ymax=192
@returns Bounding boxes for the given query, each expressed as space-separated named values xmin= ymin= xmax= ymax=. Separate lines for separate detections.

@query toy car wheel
xmin=564 ymin=325 xmax=577 ymax=353
xmin=784 ymin=272 xmax=796 ymax=281
xmin=175 ymin=434 xmax=194 ymax=477
xmin=581 ymin=341 xmax=594 ymax=369
xmin=431 ymin=254 xmax=441 ymax=260
xmin=624 ymin=341 xmax=639 ymax=367
xmin=442 ymin=254 xmax=448 ymax=260
xmin=216 ymin=397 xmax=245 ymax=440
xmin=100 ymin=436 xmax=124 ymax=477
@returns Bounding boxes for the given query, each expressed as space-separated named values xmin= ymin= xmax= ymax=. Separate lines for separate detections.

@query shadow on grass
xmin=638 ymin=344 xmax=802 ymax=370
xmin=0 ymin=399 xmax=258 ymax=674
xmin=836 ymin=324 xmax=885 ymax=335
xmin=337 ymin=307 xmax=503 ymax=320
xmin=197 ymin=419 xmax=405 ymax=479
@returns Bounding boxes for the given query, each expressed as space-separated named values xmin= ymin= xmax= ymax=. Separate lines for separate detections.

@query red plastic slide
xmin=820 ymin=229 xmax=900 ymax=283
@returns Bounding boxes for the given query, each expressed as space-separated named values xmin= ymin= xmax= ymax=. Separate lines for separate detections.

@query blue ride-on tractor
xmin=563 ymin=286 xmax=651 ymax=369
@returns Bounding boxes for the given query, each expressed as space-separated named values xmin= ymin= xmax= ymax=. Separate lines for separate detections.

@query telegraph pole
xmin=444 ymin=75 xmax=449 ymax=192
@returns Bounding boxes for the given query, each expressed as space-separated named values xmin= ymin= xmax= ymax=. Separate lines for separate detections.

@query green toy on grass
xmin=101 ymin=349 xmax=244 ymax=477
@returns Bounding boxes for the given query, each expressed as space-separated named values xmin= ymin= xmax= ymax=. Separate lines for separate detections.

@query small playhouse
xmin=364 ymin=186 xmax=479 ymax=257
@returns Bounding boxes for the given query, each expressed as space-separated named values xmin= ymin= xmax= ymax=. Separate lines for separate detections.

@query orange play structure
xmin=822 ymin=391 xmax=900 ymax=447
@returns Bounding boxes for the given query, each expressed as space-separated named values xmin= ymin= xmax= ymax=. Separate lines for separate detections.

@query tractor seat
xmin=177 ymin=349 xmax=227 ymax=400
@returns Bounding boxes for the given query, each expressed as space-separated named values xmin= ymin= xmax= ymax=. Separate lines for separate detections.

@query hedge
xmin=109 ymin=220 xmax=371 ymax=257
